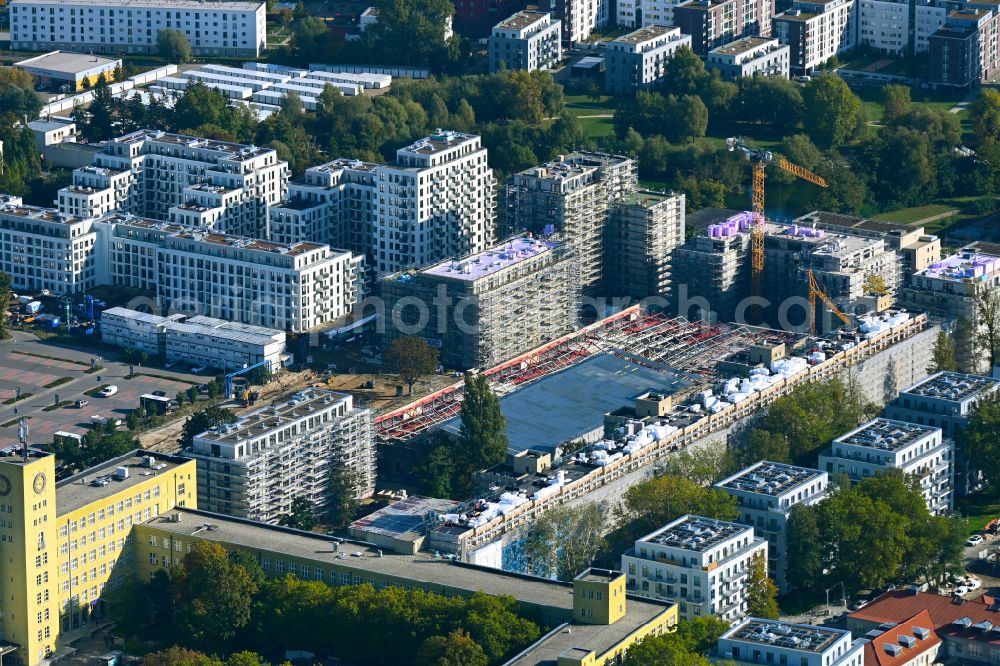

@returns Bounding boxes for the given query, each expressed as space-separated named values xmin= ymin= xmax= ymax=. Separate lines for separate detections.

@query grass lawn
xmin=872 ymin=204 xmax=959 ymax=225
xmin=575 ymin=115 xmax=616 ymax=138
xmin=957 ymin=492 xmax=1000 ymax=533
xmin=43 ymin=377 xmax=74 ymax=389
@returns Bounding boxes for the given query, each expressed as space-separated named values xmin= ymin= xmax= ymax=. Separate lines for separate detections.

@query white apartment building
xmin=0 ymin=195 xmax=100 ymax=294
xmin=605 ymin=25 xmax=692 ymax=95
xmin=819 ymin=418 xmax=954 ymax=516
xmin=186 ymin=389 xmax=375 ymax=523
xmin=372 ymin=130 xmax=495 ymax=276
xmin=59 ymin=130 xmax=289 ymax=239
xmin=716 ymin=462 xmax=828 ymax=593
xmin=9 ymin=0 xmax=267 ymax=58
xmin=706 ymin=37 xmax=791 ymax=79
xmin=857 ymin=0 xmax=946 ymax=55
xmin=557 ymin=0 xmax=609 ymax=45
xmin=489 ymin=11 xmax=563 ymax=73
xmin=622 ymin=515 xmax=767 ymax=623
xmin=617 ymin=0 xmax=684 ymax=28
xmin=717 ymin=618 xmax=865 ymax=666
xmin=774 ymin=0 xmax=857 ymax=76
xmin=100 ymin=307 xmax=287 ymax=371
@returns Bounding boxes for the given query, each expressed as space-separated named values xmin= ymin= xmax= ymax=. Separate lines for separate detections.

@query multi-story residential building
xmin=184 ymin=389 xmax=375 ymax=523
xmin=929 ymin=7 xmax=1000 ymax=87
xmin=0 ymin=195 xmax=100 ymax=294
xmin=617 ymin=0 xmax=689 ymax=27
xmin=9 ymin=0 xmax=266 ymax=58
xmin=100 ymin=307 xmax=287 ymax=371
xmin=0 ymin=449 xmax=196 ymax=666
xmin=604 ymin=25 xmax=693 ymax=94
xmin=506 ymin=153 xmax=637 ymax=296
xmin=885 ymin=371 xmax=1000 ymax=495
xmin=451 ymin=0 xmax=526 ymax=38
xmin=715 ymin=462 xmax=828 ymax=592
xmin=604 ymin=190 xmax=685 ymax=302
xmin=717 ymin=618 xmax=865 ymax=665
xmin=673 ymin=0 xmax=774 ymax=56
xmin=381 ymin=236 xmax=580 ymax=370
xmin=59 ymin=130 xmax=289 ymax=239
xmin=555 ymin=0 xmax=609 ymax=45
xmin=705 ymin=37 xmax=791 ymax=78
xmin=856 ymin=0 xmax=946 ymax=55
xmin=670 ymin=212 xmax=752 ymax=323
xmin=818 ymin=417 xmax=954 ymax=515
xmin=1 ymin=447 xmax=678 ymax=666
xmin=622 ymin=515 xmax=768 ymax=622
xmin=774 ymin=0 xmax=857 ymax=76
xmin=489 ymin=11 xmax=562 ymax=72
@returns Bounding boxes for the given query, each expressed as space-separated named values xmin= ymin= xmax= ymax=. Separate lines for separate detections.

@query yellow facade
xmin=573 ymin=569 xmax=627 ymax=625
xmin=0 ymin=451 xmax=196 ymax=666
xmin=74 ymin=70 xmax=117 ymax=91
xmin=555 ymin=603 xmax=678 ymax=666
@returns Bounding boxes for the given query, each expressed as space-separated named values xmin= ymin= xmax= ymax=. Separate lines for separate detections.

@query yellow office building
xmin=0 ymin=449 xmax=196 ymax=666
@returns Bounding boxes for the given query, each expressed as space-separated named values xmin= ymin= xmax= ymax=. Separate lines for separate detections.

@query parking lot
xmin=0 ymin=331 xmax=210 ymax=447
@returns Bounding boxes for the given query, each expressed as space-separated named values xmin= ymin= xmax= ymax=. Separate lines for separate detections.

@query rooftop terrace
xmin=640 ymin=515 xmax=749 ymax=552
xmin=718 ymin=461 xmax=825 ymax=497
xmin=834 ymin=418 xmax=937 ymax=452
xmin=399 ymin=130 xmax=478 ymax=156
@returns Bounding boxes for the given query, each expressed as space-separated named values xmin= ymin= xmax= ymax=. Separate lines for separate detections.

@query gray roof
xmin=56 ymin=451 xmax=190 ymax=516
xmin=438 ymin=353 xmax=690 ymax=453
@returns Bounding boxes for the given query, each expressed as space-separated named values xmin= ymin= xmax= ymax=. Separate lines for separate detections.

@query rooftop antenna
xmin=18 ymin=418 xmax=29 ymax=462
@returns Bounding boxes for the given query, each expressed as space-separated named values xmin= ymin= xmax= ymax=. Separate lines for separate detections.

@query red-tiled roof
xmin=863 ymin=610 xmax=941 ymax=666
xmin=851 ymin=590 xmax=1000 ymax=647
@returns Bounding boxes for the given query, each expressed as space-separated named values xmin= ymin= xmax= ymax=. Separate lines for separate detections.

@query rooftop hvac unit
xmin=115 ymin=466 xmax=129 ymax=480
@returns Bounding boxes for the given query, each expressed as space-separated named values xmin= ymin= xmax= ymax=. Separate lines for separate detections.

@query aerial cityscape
xmin=1 ymin=0 xmax=1000 ymax=664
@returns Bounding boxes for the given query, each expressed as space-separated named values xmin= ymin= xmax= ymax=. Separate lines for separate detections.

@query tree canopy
xmin=459 ymin=373 xmax=509 ymax=470
xmin=384 ymin=336 xmax=439 ymax=394
xmin=616 ymin=473 xmax=738 ymax=544
xmin=158 ymin=28 xmax=193 ymax=63
xmin=524 ymin=503 xmax=607 ymax=581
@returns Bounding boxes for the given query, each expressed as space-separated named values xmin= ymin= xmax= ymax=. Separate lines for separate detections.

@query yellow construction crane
xmin=808 ymin=269 xmax=851 ymax=335
xmin=726 ymin=138 xmax=830 ymax=318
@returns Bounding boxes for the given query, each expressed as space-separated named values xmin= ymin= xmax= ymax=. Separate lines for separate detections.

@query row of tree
xmin=112 ymin=541 xmax=541 ymax=665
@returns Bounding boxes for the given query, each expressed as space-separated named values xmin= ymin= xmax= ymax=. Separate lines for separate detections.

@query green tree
xmin=976 ymin=287 xmax=1000 ymax=368
xmin=617 ymin=474 xmax=738 ymax=541
xmin=366 ymin=0 xmax=458 ymax=69
xmin=186 ymin=386 xmax=199 ymax=403
xmin=126 ymin=410 xmax=142 ymax=431
xmin=802 ymin=75 xmax=862 ymax=148
xmin=224 ymin=652 xmax=268 ymax=666
xmin=661 ymin=441 xmax=735 ymax=486
xmin=173 ymin=82 xmax=229 ymax=133
xmin=384 ymin=336 xmax=439 ymax=395
xmin=746 ymin=553 xmax=779 ymax=619
xmin=738 ymin=430 xmax=791 ymax=466
xmin=175 ymin=391 xmax=186 ymax=407
xmin=781 ymin=134 xmax=823 ymax=172
xmin=459 ymin=373 xmax=509 ymax=469
xmin=142 ymin=647 xmax=223 ymax=666
xmin=524 ymin=503 xmax=607 ymax=581
xmin=157 ymin=28 xmax=193 ymax=63
xmin=928 ymin=330 xmax=957 ymax=373
xmin=622 ymin=634 xmax=710 ymax=666
xmin=174 ymin=541 xmax=259 ymax=646
xmin=416 ymin=629 xmax=488 ymax=666
xmin=674 ymin=616 xmax=732 ymax=655
xmin=279 ymin=495 xmax=316 ymax=530
xmin=661 ymin=46 xmax=711 ymax=96
xmin=0 ymin=272 xmax=12 ymax=339
xmin=0 ymin=68 xmax=42 ymax=120
xmin=882 ymin=84 xmax=912 ymax=123
xmin=327 ymin=466 xmax=359 ymax=529
xmin=955 ymin=315 xmax=980 ymax=374
xmin=971 ymin=88 xmax=1000 ymax=143
xmin=962 ymin=391 xmax=1000 ymax=488
xmin=180 ymin=406 xmax=237 ymax=448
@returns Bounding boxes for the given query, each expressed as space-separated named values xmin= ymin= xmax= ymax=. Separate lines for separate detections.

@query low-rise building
xmin=604 ymin=190 xmax=685 ymax=302
xmin=14 ymin=51 xmax=120 ymax=91
xmin=717 ymin=618 xmax=865 ymax=665
xmin=381 ymin=236 xmax=580 ymax=370
xmin=929 ymin=8 xmax=1000 ymax=87
xmin=27 ymin=120 xmax=77 ymax=151
xmin=185 ymin=389 xmax=375 ymax=523
xmin=715 ymin=461 xmax=828 ymax=592
xmin=489 ymin=11 xmax=563 ymax=73
xmin=622 ymin=514 xmax=767 ymax=622
xmin=818 ymin=417 xmax=953 ymax=515
xmin=604 ymin=25 xmax=692 ymax=95
xmin=774 ymin=0 xmax=857 ymax=76
xmin=885 ymin=371 xmax=1000 ymax=495
xmin=100 ymin=307 xmax=287 ymax=371
xmin=673 ymin=0 xmax=774 ymax=56
xmin=705 ymin=37 xmax=791 ymax=79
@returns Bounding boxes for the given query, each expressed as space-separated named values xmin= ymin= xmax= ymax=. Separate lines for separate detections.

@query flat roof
xmin=640 ymin=515 xmax=750 ymax=552
xmin=420 ymin=236 xmax=559 ymax=282
xmin=399 ymin=130 xmax=479 ymax=156
xmin=496 ymin=10 xmax=550 ymax=30
xmin=438 ymin=353 xmax=690 ymax=453
xmin=917 ymin=250 xmax=1000 ymax=282
xmin=724 ymin=619 xmax=846 ymax=653
xmin=28 ymin=120 xmax=74 ymax=133
xmin=12 ymin=0 xmax=262 ymax=9
xmin=620 ymin=190 xmax=676 ymax=207
xmin=16 ymin=51 xmax=118 ymax=76
xmin=833 ymin=418 xmax=937 ymax=452
xmin=710 ymin=36 xmax=777 ymax=55
xmin=114 ymin=130 xmax=273 ymax=160
xmin=193 ymin=389 xmax=350 ymax=445
xmin=718 ymin=461 xmax=825 ymax=497
xmin=349 ymin=495 xmax=463 ymax=539
xmin=900 ymin=371 xmax=1000 ymax=402
xmin=613 ymin=24 xmax=678 ymax=44
xmin=56 ymin=451 xmax=191 ymax=516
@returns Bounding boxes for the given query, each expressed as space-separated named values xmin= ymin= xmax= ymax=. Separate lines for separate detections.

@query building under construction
xmin=184 ymin=389 xmax=375 ymax=524
xmin=505 ymin=152 xmax=638 ymax=295
xmin=671 ymin=212 xmax=754 ymax=323
xmin=604 ymin=190 xmax=686 ymax=303
xmin=380 ymin=235 xmax=581 ymax=371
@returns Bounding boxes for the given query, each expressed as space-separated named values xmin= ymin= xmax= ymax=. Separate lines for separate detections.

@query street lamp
xmin=825 ymin=581 xmax=845 ymax=617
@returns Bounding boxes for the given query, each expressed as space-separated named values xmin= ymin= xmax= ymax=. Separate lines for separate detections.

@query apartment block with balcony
xmin=818 ymin=417 xmax=953 ymax=515
xmin=774 ymin=0 xmax=857 ymax=76
xmin=715 ymin=462 xmax=828 ymax=593
xmin=622 ymin=515 xmax=767 ymax=622
xmin=605 ymin=25 xmax=693 ymax=95
xmin=489 ymin=11 xmax=563 ymax=72
xmin=705 ymin=36 xmax=791 ymax=78
xmin=673 ymin=0 xmax=774 ymax=56
xmin=717 ymin=618 xmax=865 ymax=665
xmin=929 ymin=7 xmax=1000 ymax=87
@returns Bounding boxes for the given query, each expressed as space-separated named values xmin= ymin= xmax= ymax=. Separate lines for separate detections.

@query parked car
xmin=91 ymin=415 xmax=121 ymax=428
xmin=190 ymin=365 xmax=208 ymax=374
xmin=197 ymin=384 xmax=209 ymax=394
xmin=967 ymin=577 xmax=983 ymax=590
xmin=954 ymin=585 xmax=971 ymax=597
xmin=850 ymin=599 xmax=869 ymax=611
xmin=152 ymin=390 xmax=167 ymax=397
xmin=74 ymin=399 xmax=88 ymax=408
xmin=98 ymin=385 xmax=118 ymax=397
xmin=967 ymin=534 xmax=985 ymax=547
